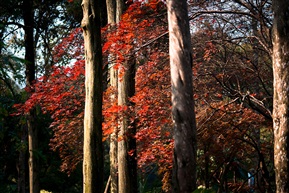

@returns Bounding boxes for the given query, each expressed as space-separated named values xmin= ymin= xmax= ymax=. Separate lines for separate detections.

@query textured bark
xmin=81 ymin=0 xmax=104 ymax=192
xmin=116 ymin=0 xmax=124 ymax=23
xmin=106 ymin=0 xmax=116 ymax=24
xmin=117 ymin=59 xmax=137 ymax=193
xmin=272 ymin=1 xmax=289 ymax=192
xmin=23 ymin=0 xmax=39 ymax=192
xmin=109 ymin=64 xmax=118 ymax=193
xmin=167 ymin=0 xmax=197 ymax=192
xmin=18 ymin=128 xmax=26 ymax=193
xmin=106 ymin=0 xmax=123 ymax=192
xmin=27 ymin=110 xmax=38 ymax=193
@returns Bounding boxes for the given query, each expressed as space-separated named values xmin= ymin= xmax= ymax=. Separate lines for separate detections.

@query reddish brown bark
xmin=272 ymin=0 xmax=289 ymax=192
xmin=167 ymin=0 xmax=197 ymax=192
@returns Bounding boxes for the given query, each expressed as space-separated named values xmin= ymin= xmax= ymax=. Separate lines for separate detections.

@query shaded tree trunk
xmin=167 ymin=0 xmax=197 ymax=192
xmin=17 ymin=126 xmax=27 ymax=193
xmin=117 ymin=58 xmax=137 ymax=193
xmin=23 ymin=0 xmax=39 ymax=192
xmin=81 ymin=0 xmax=104 ymax=192
xmin=272 ymin=0 xmax=289 ymax=192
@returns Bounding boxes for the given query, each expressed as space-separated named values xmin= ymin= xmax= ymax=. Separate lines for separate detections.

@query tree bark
xmin=109 ymin=59 xmax=118 ymax=193
xmin=106 ymin=0 xmax=116 ymax=24
xmin=117 ymin=59 xmax=137 ymax=193
xmin=23 ymin=0 xmax=39 ymax=192
xmin=116 ymin=0 xmax=124 ymax=24
xmin=17 ymin=126 xmax=27 ymax=193
xmin=106 ymin=0 xmax=123 ymax=192
xmin=272 ymin=1 xmax=289 ymax=192
xmin=81 ymin=0 xmax=104 ymax=192
xmin=167 ymin=0 xmax=197 ymax=192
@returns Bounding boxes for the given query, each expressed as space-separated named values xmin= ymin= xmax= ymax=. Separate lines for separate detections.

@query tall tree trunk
xmin=116 ymin=0 xmax=124 ymax=24
xmin=107 ymin=0 xmax=118 ymax=190
xmin=106 ymin=0 xmax=116 ymax=24
xmin=272 ymin=0 xmax=289 ymax=192
xmin=167 ymin=0 xmax=197 ymax=192
xmin=106 ymin=1 xmax=128 ymax=192
xmin=23 ymin=0 xmax=39 ymax=192
xmin=117 ymin=59 xmax=137 ymax=193
xmin=106 ymin=0 xmax=124 ymax=192
xmin=81 ymin=0 xmax=104 ymax=192
xmin=18 ymin=126 xmax=27 ymax=193
xmin=109 ymin=66 xmax=118 ymax=193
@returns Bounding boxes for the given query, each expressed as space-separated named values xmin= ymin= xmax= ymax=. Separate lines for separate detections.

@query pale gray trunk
xmin=167 ymin=0 xmax=197 ymax=192
xmin=81 ymin=0 xmax=104 ymax=192
xmin=272 ymin=0 xmax=289 ymax=192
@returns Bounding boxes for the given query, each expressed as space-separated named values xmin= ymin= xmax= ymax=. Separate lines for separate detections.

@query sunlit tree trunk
xmin=117 ymin=58 xmax=137 ymax=193
xmin=106 ymin=0 xmax=125 ymax=192
xmin=106 ymin=0 xmax=117 ymax=192
xmin=272 ymin=0 xmax=289 ymax=192
xmin=81 ymin=0 xmax=104 ymax=192
xmin=167 ymin=0 xmax=197 ymax=192
xmin=109 ymin=64 xmax=118 ymax=193
xmin=116 ymin=0 xmax=124 ymax=23
xmin=106 ymin=0 xmax=116 ymax=24
xmin=23 ymin=0 xmax=39 ymax=192
xmin=107 ymin=1 xmax=137 ymax=192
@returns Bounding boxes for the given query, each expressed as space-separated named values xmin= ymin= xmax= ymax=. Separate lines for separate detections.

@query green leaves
xmin=193 ymin=187 xmax=216 ymax=193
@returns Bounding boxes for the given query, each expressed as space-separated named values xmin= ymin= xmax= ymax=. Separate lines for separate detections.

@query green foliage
xmin=193 ymin=187 xmax=216 ymax=193
xmin=138 ymin=165 xmax=163 ymax=193
xmin=0 ymin=94 xmax=22 ymax=193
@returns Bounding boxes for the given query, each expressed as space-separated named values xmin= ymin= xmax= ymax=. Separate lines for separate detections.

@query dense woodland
xmin=1 ymin=0 xmax=289 ymax=192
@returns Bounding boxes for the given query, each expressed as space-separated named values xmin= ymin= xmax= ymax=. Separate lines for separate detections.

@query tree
xmin=189 ymin=0 xmax=273 ymax=120
xmin=195 ymin=101 xmax=272 ymax=192
xmin=81 ymin=0 xmax=104 ymax=192
xmin=117 ymin=58 xmax=137 ymax=193
xmin=272 ymin=0 xmax=289 ymax=192
xmin=17 ymin=2 xmax=170 ymax=191
xmin=1 ymin=0 xmax=83 ymax=191
xmin=115 ymin=2 xmax=138 ymax=192
xmin=188 ymin=2 xmax=274 ymax=190
xmin=167 ymin=0 xmax=197 ymax=192
xmin=105 ymin=0 xmax=124 ymax=192
xmin=22 ymin=0 xmax=39 ymax=192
